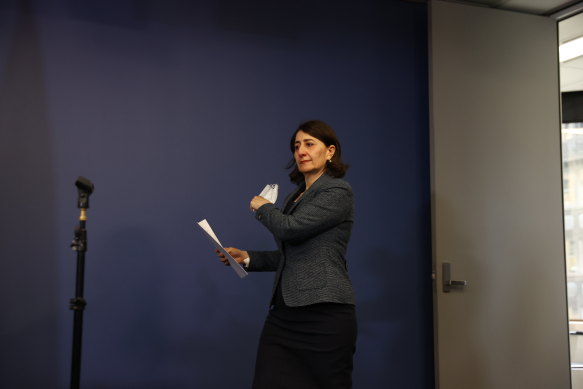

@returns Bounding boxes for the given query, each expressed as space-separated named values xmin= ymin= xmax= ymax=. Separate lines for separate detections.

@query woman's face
xmin=294 ymin=130 xmax=335 ymax=177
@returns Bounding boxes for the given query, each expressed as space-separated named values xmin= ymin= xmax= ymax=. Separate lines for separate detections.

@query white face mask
xmin=258 ymin=184 xmax=278 ymax=204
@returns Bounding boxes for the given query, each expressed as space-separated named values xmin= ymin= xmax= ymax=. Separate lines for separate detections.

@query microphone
xmin=75 ymin=176 xmax=94 ymax=210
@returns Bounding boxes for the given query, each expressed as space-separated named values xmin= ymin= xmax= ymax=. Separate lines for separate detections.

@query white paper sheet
xmin=197 ymin=219 xmax=248 ymax=278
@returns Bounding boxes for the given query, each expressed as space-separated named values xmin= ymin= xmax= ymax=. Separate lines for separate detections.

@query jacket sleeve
xmin=247 ymin=250 xmax=281 ymax=272
xmin=254 ymin=184 xmax=352 ymax=243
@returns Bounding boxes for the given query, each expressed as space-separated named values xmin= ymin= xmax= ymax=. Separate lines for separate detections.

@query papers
xmin=197 ymin=184 xmax=277 ymax=278
xmin=259 ymin=184 xmax=278 ymax=204
xmin=197 ymin=219 xmax=248 ymax=278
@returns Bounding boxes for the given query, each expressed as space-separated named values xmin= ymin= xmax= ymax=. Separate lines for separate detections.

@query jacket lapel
xmin=282 ymin=185 xmax=304 ymax=215
xmin=283 ymin=173 xmax=332 ymax=214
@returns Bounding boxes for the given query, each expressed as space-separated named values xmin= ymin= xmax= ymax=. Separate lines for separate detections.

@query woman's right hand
xmin=215 ymin=247 xmax=248 ymax=266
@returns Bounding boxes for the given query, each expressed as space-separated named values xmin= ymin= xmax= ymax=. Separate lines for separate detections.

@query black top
xmin=271 ymin=192 xmax=298 ymax=308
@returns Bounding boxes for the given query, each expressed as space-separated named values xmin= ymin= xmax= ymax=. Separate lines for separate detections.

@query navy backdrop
xmin=0 ymin=0 xmax=432 ymax=388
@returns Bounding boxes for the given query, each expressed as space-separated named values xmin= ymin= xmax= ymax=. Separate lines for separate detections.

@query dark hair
xmin=287 ymin=120 xmax=349 ymax=184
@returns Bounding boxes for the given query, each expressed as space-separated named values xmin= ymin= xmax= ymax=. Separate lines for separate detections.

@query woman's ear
xmin=327 ymin=145 xmax=336 ymax=160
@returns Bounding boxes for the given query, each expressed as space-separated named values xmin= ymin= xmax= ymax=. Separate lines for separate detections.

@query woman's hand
xmin=215 ymin=247 xmax=249 ymax=266
xmin=250 ymin=196 xmax=270 ymax=212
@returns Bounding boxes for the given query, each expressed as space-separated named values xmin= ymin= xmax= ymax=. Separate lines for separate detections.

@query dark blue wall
xmin=0 ymin=0 xmax=432 ymax=387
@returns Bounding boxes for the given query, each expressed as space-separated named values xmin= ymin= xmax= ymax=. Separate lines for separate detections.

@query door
xmin=430 ymin=1 xmax=571 ymax=388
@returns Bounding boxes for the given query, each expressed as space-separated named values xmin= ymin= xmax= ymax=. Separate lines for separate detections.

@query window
xmin=563 ymin=122 xmax=583 ymax=319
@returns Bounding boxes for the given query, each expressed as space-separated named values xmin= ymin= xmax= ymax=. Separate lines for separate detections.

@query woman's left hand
xmin=250 ymin=196 xmax=270 ymax=211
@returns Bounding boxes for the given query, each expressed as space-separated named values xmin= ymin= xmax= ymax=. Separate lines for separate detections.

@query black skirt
xmin=252 ymin=302 xmax=357 ymax=389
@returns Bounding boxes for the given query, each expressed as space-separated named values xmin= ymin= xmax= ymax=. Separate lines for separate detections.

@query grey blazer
xmin=247 ymin=173 xmax=355 ymax=307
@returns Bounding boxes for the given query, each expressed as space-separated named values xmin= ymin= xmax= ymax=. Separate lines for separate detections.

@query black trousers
xmin=252 ymin=303 xmax=357 ymax=389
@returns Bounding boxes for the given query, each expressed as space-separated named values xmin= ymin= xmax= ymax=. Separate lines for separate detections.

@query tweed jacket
xmin=247 ymin=173 xmax=355 ymax=307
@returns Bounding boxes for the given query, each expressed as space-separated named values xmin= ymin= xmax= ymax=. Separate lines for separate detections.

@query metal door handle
xmin=443 ymin=262 xmax=468 ymax=293
xmin=445 ymin=280 xmax=468 ymax=286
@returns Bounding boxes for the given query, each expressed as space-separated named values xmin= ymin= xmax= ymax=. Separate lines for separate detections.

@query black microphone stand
xmin=69 ymin=177 xmax=94 ymax=389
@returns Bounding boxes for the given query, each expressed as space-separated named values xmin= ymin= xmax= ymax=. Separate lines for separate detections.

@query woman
xmin=217 ymin=120 xmax=356 ymax=389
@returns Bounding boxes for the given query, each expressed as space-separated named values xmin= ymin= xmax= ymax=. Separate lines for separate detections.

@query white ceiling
xmin=458 ymin=0 xmax=583 ymax=92
xmin=459 ymin=0 xmax=579 ymax=14
xmin=559 ymin=11 xmax=583 ymax=91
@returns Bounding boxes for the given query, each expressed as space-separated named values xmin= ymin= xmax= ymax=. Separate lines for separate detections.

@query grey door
xmin=430 ymin=1 xmax=571 ymax=388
